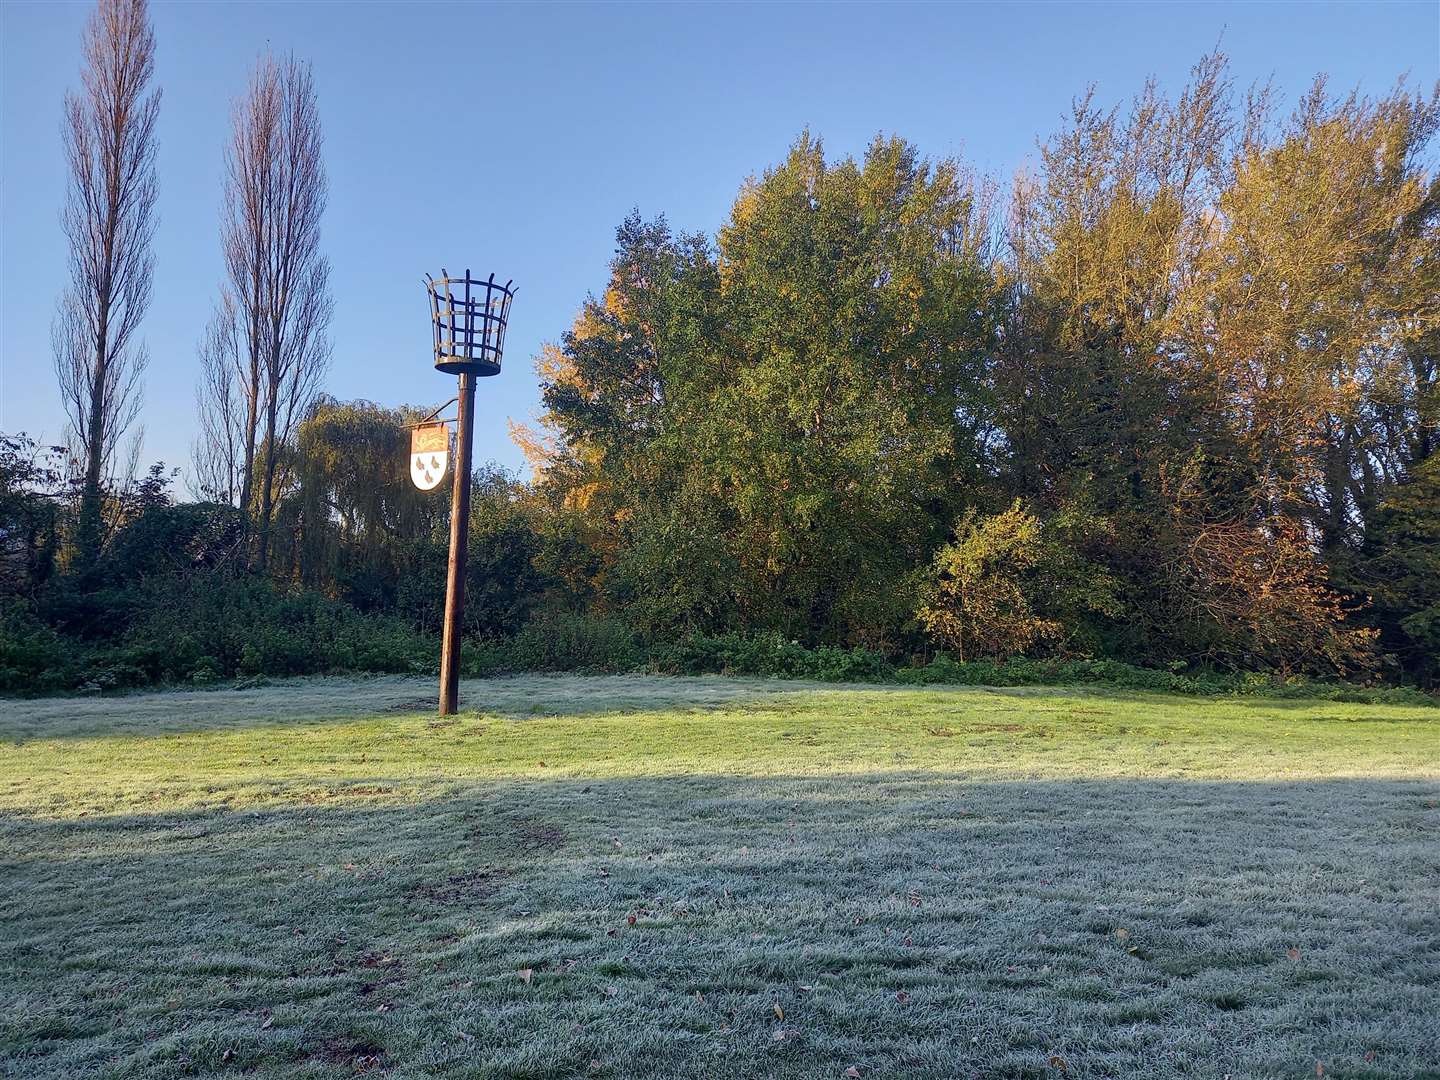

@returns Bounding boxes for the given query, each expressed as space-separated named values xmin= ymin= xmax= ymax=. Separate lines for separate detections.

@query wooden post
xmin=438 ymin=372 xmax=476 ymax=715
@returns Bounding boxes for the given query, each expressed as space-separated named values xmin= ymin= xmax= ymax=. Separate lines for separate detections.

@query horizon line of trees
xmin=516 ymin=53 xmax=1439 ymax=682
xmin=3 ymin=5 xmax=1436 ymax=689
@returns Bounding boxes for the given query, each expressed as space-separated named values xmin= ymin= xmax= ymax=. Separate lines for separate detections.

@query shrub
xmin=0 ymin=602 xmax=83 ymax=692
xmin=890 ymin=654 xmax=1435 ymax=705
xmin=3 ymin=575 xmax=438 ymax=691
xmin=468 ymin=614 xmax=643 ymax=676
xmin=917 ymin=502 xmax=1123 ymax=663
xmin=645 ymin=631 xmax=894 ymax=682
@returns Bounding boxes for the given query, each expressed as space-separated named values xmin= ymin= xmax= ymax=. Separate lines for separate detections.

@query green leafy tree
xmin=1349 ymin=457 xmax=1440 ymax=683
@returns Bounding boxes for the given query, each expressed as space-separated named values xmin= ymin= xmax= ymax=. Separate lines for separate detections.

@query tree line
xmin=2 ymin=1 xmax=1436 ymax=691
xmin=519 ymin=56 xmax=1438 ymax=682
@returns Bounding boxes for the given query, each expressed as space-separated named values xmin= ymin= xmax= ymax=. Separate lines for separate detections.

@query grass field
xmin=1 ymin=675 xmax=1437 ymax=1079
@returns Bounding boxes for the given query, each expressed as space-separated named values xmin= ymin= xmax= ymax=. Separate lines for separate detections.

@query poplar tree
xmin=53 ymin=0 xmax=160 ymax=567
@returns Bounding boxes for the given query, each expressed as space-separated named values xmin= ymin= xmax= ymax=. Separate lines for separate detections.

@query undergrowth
xmin=5 ymin=603 xmax=1434 ymax=706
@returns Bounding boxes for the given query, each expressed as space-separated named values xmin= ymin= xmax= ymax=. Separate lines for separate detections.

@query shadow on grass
xmin=1 ymin=674 xmax=876 ymax=742
xmin=4 ymin=772 xmax=1438 ymax=1079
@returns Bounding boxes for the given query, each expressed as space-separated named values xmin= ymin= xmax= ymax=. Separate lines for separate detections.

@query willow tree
xmin=53 ymin=0 xmax=160 ymax=567
xmin=195 ymin=54 xmax=331 ymax=571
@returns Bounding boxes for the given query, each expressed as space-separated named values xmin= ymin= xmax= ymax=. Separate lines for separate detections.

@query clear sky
xmin=3 ymin=1 xmax=1437 ymax=486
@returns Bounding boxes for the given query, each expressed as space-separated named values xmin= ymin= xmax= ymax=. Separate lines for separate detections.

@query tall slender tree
xmin=195 ymin=54 xmax=331 ymax=570
xmin=192 ymin=292 xmax=245 ymax=505
xmin=53 ymin=0 xmax=160 ymax=567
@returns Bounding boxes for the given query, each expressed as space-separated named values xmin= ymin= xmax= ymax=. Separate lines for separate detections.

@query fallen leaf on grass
xmin=1112 ymin=928 xmax=1129 ymax=941
xmin=773 ymin=1003 xmax=785 ymax=1020
xmin=518 ymin=968 xmax=533 ymax=985
xmin=1286 ymin=947 xmax=1301 ymax=961
xmin=1048 ymin=1054 xmax=1069 ymax=1072
xmin=895 ymin=991 xmax=910 ymax=1004
xmin=845 ymin=1069 xmax=862 ymax=1078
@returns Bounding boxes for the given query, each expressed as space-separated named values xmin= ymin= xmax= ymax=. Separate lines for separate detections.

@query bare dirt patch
xmin=314 ymin=1037 xmax=388 ymax=1073
xmin=510 ymin=818 xmax=566 ymax=854
xmin=407 ymin=867 xmax=507 ymax=905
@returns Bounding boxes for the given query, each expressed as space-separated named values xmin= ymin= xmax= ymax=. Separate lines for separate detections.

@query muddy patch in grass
xmin=467 ymin=816 xmax=567 ymax=854
xmin=314 ymin=1037 xmax=388 ymax=1073
xmin=356 ymin=950 xmax=407 ymax=1009
xmin=407 ymin=866 xmax=508 ymax=905
xmin=511 ymin=818 xmax=566 ymax=854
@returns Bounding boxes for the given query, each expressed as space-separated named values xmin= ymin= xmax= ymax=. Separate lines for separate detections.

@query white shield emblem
xmin=410 ymin=423 xmax=450 ymax=491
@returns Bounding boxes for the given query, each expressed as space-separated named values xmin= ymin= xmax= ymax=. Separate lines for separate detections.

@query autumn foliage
xmin=521 ymin=54 xmax=1438 ymax=679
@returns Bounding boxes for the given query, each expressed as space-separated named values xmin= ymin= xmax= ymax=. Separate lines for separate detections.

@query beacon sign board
xmin=410 ymin=422 xmax=449 ymax=491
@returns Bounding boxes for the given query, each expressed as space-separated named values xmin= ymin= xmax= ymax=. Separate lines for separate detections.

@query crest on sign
xmin=410 ymin=422 xmax=450 ymax=491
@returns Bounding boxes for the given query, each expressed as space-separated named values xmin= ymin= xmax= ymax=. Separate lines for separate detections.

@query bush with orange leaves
xmin=1172 ymin=513 xmax=1377 ymax=676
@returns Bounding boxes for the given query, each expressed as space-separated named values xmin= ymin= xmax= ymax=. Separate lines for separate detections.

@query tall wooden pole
xmin=439 ymin=372 xmax=476 ymax=715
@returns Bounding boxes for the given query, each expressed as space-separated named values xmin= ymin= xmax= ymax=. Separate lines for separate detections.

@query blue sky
xmin=3 ymin=1 xmax=1437 ymax=484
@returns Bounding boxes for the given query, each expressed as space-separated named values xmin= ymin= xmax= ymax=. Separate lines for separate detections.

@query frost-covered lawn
xmin=2 ymin=675 xmax=1437 ymax=1079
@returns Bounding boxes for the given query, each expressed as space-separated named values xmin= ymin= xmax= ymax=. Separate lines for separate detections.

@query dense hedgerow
xmin=4 ymin=595 xmax=1434 ymax=707
xmin=0 ymin=580 xmax=436 ymax=694
xmin=456 ymin=616 xmax=1435 ymax=707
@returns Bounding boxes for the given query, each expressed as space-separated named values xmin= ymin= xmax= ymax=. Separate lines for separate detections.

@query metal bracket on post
xmin=415 ymin=397 xmax=458 ymax=427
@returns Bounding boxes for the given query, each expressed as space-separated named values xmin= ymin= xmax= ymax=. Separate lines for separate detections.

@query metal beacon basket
xmin=425 ymin=269 xmax=516 ymax=377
